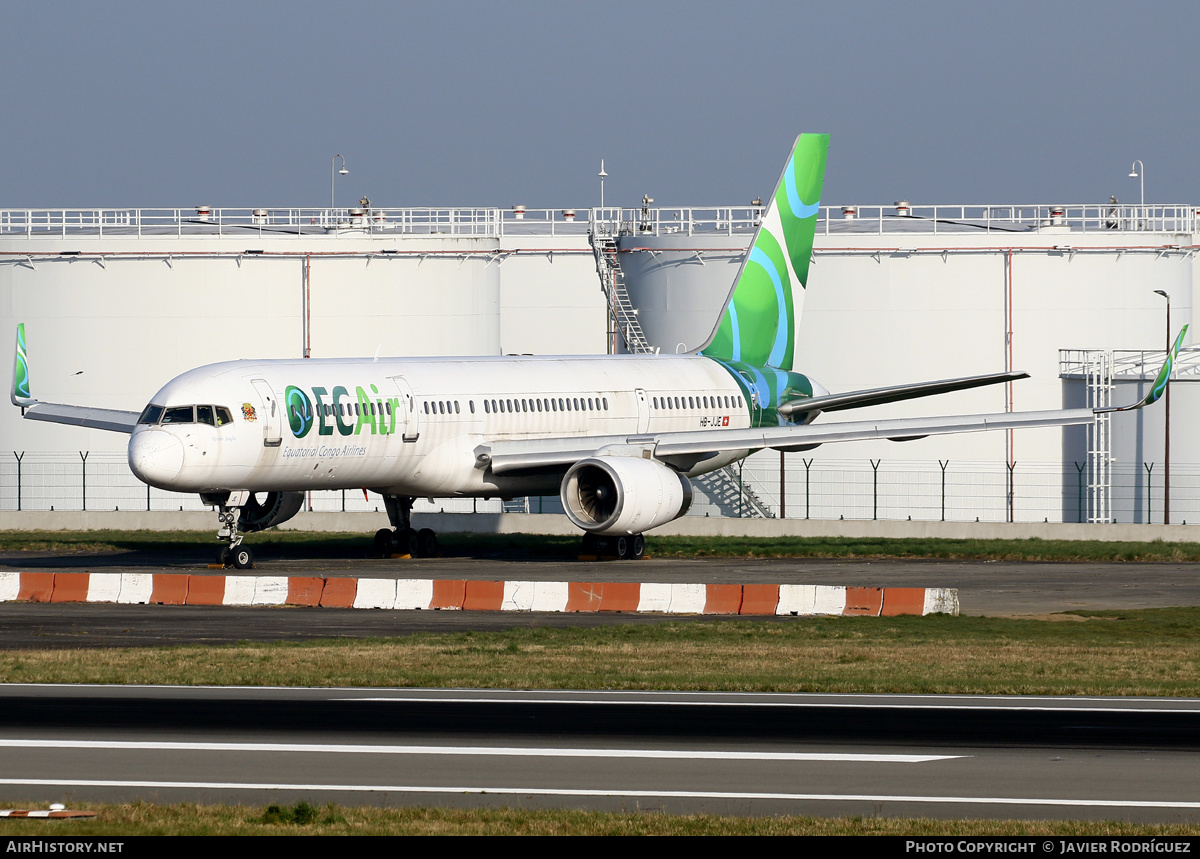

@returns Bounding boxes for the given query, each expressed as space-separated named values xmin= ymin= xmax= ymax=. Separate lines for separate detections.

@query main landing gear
xmin=374 ymin=495 xmax=439 ymax=558
xmin=580 ymin=532 xmax=645 ymax=560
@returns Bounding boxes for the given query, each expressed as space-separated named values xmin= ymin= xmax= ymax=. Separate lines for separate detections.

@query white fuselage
xmin=126 ymin=354 xmax=759 ymax=498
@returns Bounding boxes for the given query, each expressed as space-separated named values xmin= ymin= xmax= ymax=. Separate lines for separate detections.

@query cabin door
xmin=388 ymin=376 xmax=420 ymax=442
xmin=635 ymin=388 xmax=650 ymax=433
xmin=250 ymin=379 xmax=282 ymax=447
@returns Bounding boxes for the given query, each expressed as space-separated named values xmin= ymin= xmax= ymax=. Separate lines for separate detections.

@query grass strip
xmin=0 ymin=801 xmax=1194 ymax=835
xmin=5 ymin=529 xmax=1200 ymax=562
xmin=2 ymin=609 xmax=1199 ymax=696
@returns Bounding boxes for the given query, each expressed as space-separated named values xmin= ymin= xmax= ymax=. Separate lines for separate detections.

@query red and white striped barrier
xmin=0 ymin=572 xmax=958 ymax=616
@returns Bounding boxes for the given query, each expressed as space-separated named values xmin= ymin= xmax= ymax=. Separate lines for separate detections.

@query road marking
xmin=0 ymin=779 xmax=1195 ymax=809
xmin=0 ymin=739 xmax=957 ymax=763
xmin=342 ymin=695 xmax=1200 ymax=713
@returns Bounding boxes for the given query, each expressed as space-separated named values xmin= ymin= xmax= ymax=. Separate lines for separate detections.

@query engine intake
xmin=236 ymin=491 xmax=306 ymax=532
xmin=560 ymin=457 xmax=692 ymax=535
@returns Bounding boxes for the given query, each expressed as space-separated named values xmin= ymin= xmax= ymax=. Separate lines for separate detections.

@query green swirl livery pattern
xmin=701 ymin=133 xmax=827 ymax=373
xmin=12 ymin=323 xmax=30 ymax=403
xmin=700 ymin=133 xmax=828 ymax=427
xmin=285 ymin=385 xmax=313 ymax=437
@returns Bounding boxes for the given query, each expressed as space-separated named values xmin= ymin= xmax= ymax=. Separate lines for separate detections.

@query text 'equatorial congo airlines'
xmin=10 ymin=134 xmax=1185 ymax=567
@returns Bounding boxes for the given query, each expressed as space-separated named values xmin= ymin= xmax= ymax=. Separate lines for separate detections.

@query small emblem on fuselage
xmin=241 ymin=403 xmax=258 ymax=422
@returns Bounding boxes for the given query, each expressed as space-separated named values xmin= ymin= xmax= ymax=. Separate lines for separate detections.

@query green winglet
xmin=1105 ymin=324 xmax=1188 ymax=412
xmin=10 ymin=323 xmax=32 ymax=407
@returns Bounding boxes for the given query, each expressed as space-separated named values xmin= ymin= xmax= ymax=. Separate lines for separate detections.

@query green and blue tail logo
xmin=700 ymin=133 xmax=828 ymax=372
xmin=11 ymin=323 xmax=32 ymax=406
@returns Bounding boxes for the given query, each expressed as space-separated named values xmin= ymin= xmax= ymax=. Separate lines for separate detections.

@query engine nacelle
xmin=236 ymin=491 xmax=306 ymax=533
xmin=560 ymin=457 xmax=692 ymax=536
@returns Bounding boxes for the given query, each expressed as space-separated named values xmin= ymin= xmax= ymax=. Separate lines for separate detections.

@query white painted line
xmin=0 ymin=739 xmax=959 ymax=763
xmin=336 ymin=694 xmax=1200 ymax=713
xmin=0 ymin=779 xmax=1196 ymax=809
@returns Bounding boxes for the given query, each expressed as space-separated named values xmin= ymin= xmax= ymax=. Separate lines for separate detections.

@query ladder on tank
xmin=589 ymin=229 xmax=655 ymax=355
xmin=1085 ymin=351 xmax=1113 ymax=523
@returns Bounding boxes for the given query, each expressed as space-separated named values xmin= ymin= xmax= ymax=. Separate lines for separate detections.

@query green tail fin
xmin=11 ymin=323 xmax=32 ymax=406
xmin=699 ymin=133 xmax=828 ymax=371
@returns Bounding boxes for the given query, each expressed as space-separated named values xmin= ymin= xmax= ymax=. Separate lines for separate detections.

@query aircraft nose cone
xmin=128 ymin=430 xmax=184 ymax=487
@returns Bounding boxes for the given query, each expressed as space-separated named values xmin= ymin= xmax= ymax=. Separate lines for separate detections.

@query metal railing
xmin=0 ymin=206 xmax=591 ymax=239
xmin=3 ymin=203 xmax=1195 ymax=241
xmin=591 ymin=203 xmax=1200 ymax=238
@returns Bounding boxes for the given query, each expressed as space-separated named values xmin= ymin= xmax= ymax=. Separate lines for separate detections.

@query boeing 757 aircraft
xmin=10 ymin=134 xmax=1184 ymax=567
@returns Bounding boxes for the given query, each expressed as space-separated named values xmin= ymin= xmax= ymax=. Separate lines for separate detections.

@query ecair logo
xmin=284 ymin=384 xmax=401 ymax=439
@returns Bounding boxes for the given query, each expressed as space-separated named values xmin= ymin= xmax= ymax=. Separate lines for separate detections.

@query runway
xmin=0 ymin=686 xmax=1197 ymax=821
xmin=2 ymin=549 xmax=1198 ymax=821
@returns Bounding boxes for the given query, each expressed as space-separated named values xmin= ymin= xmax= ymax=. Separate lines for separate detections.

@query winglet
xmin=1101 ymin=324 xmax=1188 ymax=413
xmin=11 ymin=323 xmax=32 ymax=407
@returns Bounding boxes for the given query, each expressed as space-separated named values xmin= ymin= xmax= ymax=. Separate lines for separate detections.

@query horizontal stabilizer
xmin=778 ymin=371 xmax=1028 ymax=416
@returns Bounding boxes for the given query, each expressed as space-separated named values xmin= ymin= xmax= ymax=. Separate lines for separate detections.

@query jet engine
xmin=236 ymin=491 xmax=306 ymax=533
xmin=560 ymin=457 xmax=692 ymax=535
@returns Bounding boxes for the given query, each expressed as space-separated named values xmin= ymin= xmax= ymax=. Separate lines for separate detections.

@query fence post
xmin=1144 ymin=462 xmax=1154 ymax=524
xmin=803 ymin=458 xmax=813 ymax=520
xmin=870 ymin=459 xmax=881 ymax=521
xmin=13 ymin=452 xmax=22 ymax=512
xmin=79 ymin=451 xmax=88 ymax=512
xmin=939 ymin=460 xmax=949 ymax=522
xmin=1075 ymin=461 xmax=1085 ymax=523
xmin=779 ymin=450 xmax=786 ymax=520
xmin=1006 ymin=461 xmax=1016 ymax=523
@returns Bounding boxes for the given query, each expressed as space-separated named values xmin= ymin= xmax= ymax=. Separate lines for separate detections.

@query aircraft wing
xmin=11 ymin=323 xmax=139 ymax=434
xmin=19 ymin=401 xmax=139 ymax=434
xmin=479 ymin=407 xmax=1095 ymax=475
xmin=778 ymin=371 xmax=1028 ymax=416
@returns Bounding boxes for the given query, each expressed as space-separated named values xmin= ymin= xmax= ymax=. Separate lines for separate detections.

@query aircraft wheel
xmin=630 ymin=534 xmax=645 ymax=560
xmin=374 ymin=528 xmax=393 ymax=556
xmin=230 ymin=546 xmax=254 ymax=570
xmin=217 ymin=546 xmax=231 ymax=567
xmin=615 ymin=535 xmax=630 ymax=560
xmin=391 ymin=528 xmax=418 ymax=557
xmin=416 ymin=528 xmax=438 ymax=558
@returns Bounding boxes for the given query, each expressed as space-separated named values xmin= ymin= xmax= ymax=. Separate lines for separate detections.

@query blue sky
xmin=1 ymin=1 xmax=1194 ymax=209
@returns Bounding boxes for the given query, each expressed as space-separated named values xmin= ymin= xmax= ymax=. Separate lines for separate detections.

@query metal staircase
xmin=589 ymin=227 xmax=655 ymax=355
xmin=694 ymin=464 xmax=775 ymax=519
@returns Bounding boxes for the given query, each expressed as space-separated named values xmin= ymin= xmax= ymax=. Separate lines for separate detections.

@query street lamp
xmin=1154 ymin=288 xmax=1170 ymax=523
xmin=1128 ymin=160 xmax=1144 ymax=204
xmin=331 ymin=154 xmax=349 ymax=211
xmin=598 ymin=159 xmax=608 ymax=210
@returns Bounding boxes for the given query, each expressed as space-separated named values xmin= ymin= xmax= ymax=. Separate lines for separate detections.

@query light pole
xmin=331 ymin=154 xmax=349 ymax=211
xmin=1154 ymin=288 xmax=1170 ymax=523
xmin=1129 ymin=160 xmax=1144 ymax=228
xmin=598 ymin=159 xmax=607 ymax=210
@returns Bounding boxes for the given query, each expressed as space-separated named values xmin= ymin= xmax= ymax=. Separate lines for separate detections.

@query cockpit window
xmin=138 ymin=405 xmax=164 ymax=425
xmin=195 ymin=405 xmax=215 ymax=426
xmin=161 ymin=406 xmax=196 ymax=424
xmin=216 ymin=407 xmax=233 ymax=426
